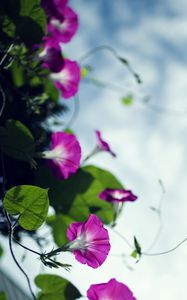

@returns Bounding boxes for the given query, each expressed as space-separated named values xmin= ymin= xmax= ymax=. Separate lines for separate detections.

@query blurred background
xmin=1 ymin=0 xmax=187 ymax=299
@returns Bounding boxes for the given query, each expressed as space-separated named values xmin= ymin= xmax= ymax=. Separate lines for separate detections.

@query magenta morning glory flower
xmin=50 ymin=58 xmax=81 ymax=99
xmin=99 ymin=188 xmax=138 ymax=204
xmin=45 ymin=6 xmax=79 ymax=45
xmin=42 ymin=131 xmax=81 ymax=179
xmin=95 ymin=130 xmax=116 ymax=157
xmin=99 ymin=189 xmax=137 ymax=226
xmin=66 ymin=214 xmax=111 ymax=268
xmin=87 ymin=278 xmax=137 ymax=300
xmin=39 ymin=45 xmax=64 ymax=73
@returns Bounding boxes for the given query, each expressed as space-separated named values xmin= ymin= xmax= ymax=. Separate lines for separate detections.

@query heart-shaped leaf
xmin=3 ymin=185 xmax=49 ymax=230
xmin=35 ymin=274 xmax=81 ymax=300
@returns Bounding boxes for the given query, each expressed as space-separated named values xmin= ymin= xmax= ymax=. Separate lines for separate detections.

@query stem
xmin=145 ymin=179 xmax=165 ymax=252
xmin=83 ymin=77 xmax=187 ymax=118
xmin=0 ymin=149 xmax=37 ymax=300
xmin=81 ymin=146 xmax=100 ymax=165
xmin=111 ymin=228 xmax=134 ymax=249
xmin=0 ymin=83 xmax=6 ymax=119
xmin=6 ymin=212 xmax=37 ymax=300
xmin=142 ymin=237 xmax=187 ymax=256
xmin=63 ymin=95 xmax=80 ymax=130
xmin=13 ymin=237 xmax=42 ymax=256
xmin=79 ymin=45 xmax=141 ymax=84
xmin=0 ymin=43 xmax=14 ymax=67
xmin=44 ymin=243 xmax=69 ymax=258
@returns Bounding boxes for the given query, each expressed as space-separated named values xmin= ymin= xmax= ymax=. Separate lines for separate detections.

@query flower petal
xmin=67 ymin=214 xmax=111 ymax=268
xmin=51 ymin=59 xmax=81 ymax=99
xmin=43 ymin=132 xmax=81 ymax=179
xmin=99 ymin=188 xmax=138 ymax=203
xmin=46 ymin=6 xmax=79 ymax=45
xmin=40 ymin=45 xmax=64 ymax=72
xmin=87 ymin=278 xmax=137 ymax=300
xmin=95 ymin=130 xmax=116 ymax=157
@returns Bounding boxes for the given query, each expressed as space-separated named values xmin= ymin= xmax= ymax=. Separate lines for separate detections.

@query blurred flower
xmin=39 ymin=45 xmax=64 ymax=73
xmin=44 ymin=6 xmax=79 ymax=46
xmin=87 ymin=278 xmax=137 ymax=300
xmin=43 ymin=131 xmax=81 ymax=179
xmin=66 ymin=214 xmax=111 ymax=268
xmin=99 ymin=188 xmax=137 ymax=203
xmin=96 ymin=130 xmax=116 ymax=157
xmin=50 ymin=58 xmax=81 ymax=99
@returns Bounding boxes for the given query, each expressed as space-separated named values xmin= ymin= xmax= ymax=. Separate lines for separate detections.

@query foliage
xmin=3 ymin=185 xmax=49 ymax=230
xmin=0 ymin=244 xmax=3 ymax=257
xmin=0 ymin=292 xmax=7 ymax=300
xmin=0 ymin=119 xmax=35 ymax=162
xmin=35 ymin=274 xmax=81 ymax=300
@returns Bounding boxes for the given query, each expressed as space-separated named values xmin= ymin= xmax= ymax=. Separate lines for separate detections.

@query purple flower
xmin=99 ymin=188 xmax=138 ymax=203
xmin=39 ymin=45 xmax=64 ymax=73
xmin=43 ymin=132 xmax=81 ymax=179
xmin=87 ymin=278 xmax=137 ymax=300
xmin=45 ymin=6 xmax=79 ymax=45
xmin=66 ymin=214 xmax=111 ymax=268
xmin=50 ymin=58 xmax=81 ymax=99
xmin=95 ymin=130 xmax=116 ymax=157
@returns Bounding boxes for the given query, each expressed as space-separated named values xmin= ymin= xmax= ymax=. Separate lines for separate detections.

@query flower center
xmin=43 ymin=146 xmax=66 ymax=162
xmin=50 ymin=68 xmax=70 ymax=85
xmin=112 ymin=191 xmax=123 ymax=200
xmin=68 ymin=233 xmax=90 ymax=251
xmin=50 ymin=19 xmax=68 ymax=32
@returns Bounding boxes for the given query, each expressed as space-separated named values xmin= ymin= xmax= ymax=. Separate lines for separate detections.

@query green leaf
xmin=81 ymin=65 xmax=92 ymax=79
xmin=47 ymin=214 xmax=75 ymax=246
xmin=35 ymin=274 xmax=81 ymax=300
xmin=132 ymin=236 xmax=141 ymax=262
xmin=64 ymin=128 xmax=74 ymax=135
xmin=0 ymin=119 xmax=35 ymax=161
xmin=0 ymin=244 xmax=3 ymax=258
xmin=3 ymin=185 xmax=49 ymax=230
xmin=1 ymin=0 xmax=46 ymax=46
xmin=121 ymin=94 xmax=134 ymax=106
xmin=10 ymin=60 xmax=24 ymax=87
xmin=130 ymin=250 xmax=137 ymax=259
xmin=0 ymin=292 xmax=7 ymax=300
xmin=44 ymin=79 xmax=59 ymax=102
xmin=134 ymin=236 xmax=141 ymax=255
xmin=35 ymin=165 xmax=123 ymax=224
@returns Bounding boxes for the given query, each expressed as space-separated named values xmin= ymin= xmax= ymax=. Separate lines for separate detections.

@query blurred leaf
xmin=0 ymin=244 xmax=3 ymax=258
xmin=11 ymin=60 xmax=24 ymax=87
xmin=44 ymin=79 xmax=59 ymax=102
xmin=47 ymin=214 xmax=75 ymax=246
xmin=1 ymin=16 xmax=16 ymax=38
xmin=0 ymin=292 xmax=7 ymax=300
xmin=130 ymin=250 xmax=137 ymax=259
xmin=1 ymin=0 xmax=46 ymax=46
xmin=64 ymin=128 xmax=74 ymax=135
xmin=35 ymin=166 xmax=93 ymax=215
xmin=0 ymin=119 xmax=35 ymax=161
xmin=35 ymin=165 xmax=123 ymax=225
xmin=121 ymin=95 xmax=134 ymax=106
xmin=81 ymin=65 xmax=92 ymax=79
xmin=3 ymin=185 xmax=49 ymax=230
xmin=35 ymin=274 xmax=81 ymax=300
